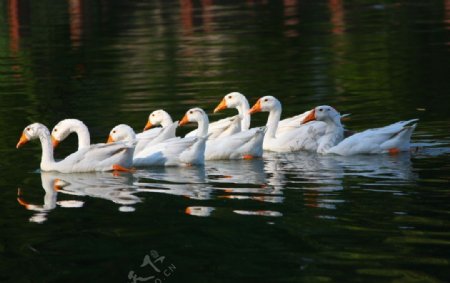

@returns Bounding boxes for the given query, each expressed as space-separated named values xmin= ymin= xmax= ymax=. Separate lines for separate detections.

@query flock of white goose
xmin=16 ymin=92 xmax=418 ymax=173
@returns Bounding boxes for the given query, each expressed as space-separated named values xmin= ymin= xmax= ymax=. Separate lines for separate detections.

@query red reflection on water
xmin=68 ymin=0 xmax=83 ymax=47
xmin=202 ymin=0 xmax=213 ymax=33
xmin=8 ymin=0 xmax=20 ymax=54
xmin=180 ymin=0 xmax=193 ymax=35
xmin=283 ymin=0 xmax=299 ymax=38
xmin=446 ymin=0 xmax=450 ymax=18
xmin=445 ymin=0 xmax=450 ymax=32
xmin=329 ymin=0 xmax=345 ymax=35
xmin=246 ymin=0 xmax=268 ymax=7
xmin=180 ymin=0 xmax=214 ymax=34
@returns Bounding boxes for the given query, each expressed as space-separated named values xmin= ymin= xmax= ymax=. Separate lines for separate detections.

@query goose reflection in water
xmin=208 ymin=158 xmax=284 ymax=204
xmin=18 ymin=152 xmax=417 ymax=222
xmin=263 ymin=151 xmax=416 ymax=210
xmin=129 ymin=152 xmax=415 ymax=218
xmin=264 ymin=151 xmax=416 ymax=186
xmin=18 ymin=171 xmax=140 ymax=223
xmin=17 ymin=172 xmax=83 ymax=223
xmin=134 ymin=166 xmax=212 ymax=200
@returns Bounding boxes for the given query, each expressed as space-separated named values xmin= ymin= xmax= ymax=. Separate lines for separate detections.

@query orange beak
xmin=51 ymin=135 xmax=60 ymax=148
xmin=214 ymin=98 xmax=227 ymax=113
xmin=143 ymin=120 xmax=153 ymax=131
xmin=179 ymin=114 xmax=190 ymax=126
xmin=185 ymin=207 xmax=192 ymax=215
xmin=249 ymin=99 xmax=262 ymax=114
xmin=107 ymin=135 xmax=115 ymax=143
xmin=302 ymin=109 xmax=316 ymax=124
xmin=16 ymin=132 xmax=29 ymax=149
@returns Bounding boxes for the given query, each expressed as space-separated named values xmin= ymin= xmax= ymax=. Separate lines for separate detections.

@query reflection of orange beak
xmin=179 ymin=114 xmax=190 ymax=126
xmin=185 ymin=207 xmax=192 ymax=215
xmin=51 ymin=135 xmax=60 ymax=148
xmin=214 ymin=98 xmax=227 ymax=113
xmin=53 ymin=179 xmax=62 ymax=191
xmin=107 ymin=135 xmax=115 ymax=143
xmin=249 ymin=99 xmax=262 ymax=114
xmin=16 ymin=133 xmax=29 ymax=149
xmin=302 ymin=109 xmax=316 ymax=124
xmin=143 ymin=120 xmax=153 ymax=131
xmin=17 ymin=189 xmax=31 ymax=209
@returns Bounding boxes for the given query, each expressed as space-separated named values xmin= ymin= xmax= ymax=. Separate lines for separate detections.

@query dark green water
xmin=1 ymin=0 xmax=450 ymax=282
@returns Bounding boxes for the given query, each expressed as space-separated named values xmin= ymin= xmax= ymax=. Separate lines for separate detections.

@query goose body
xmin=183 ymin=107 xmax=264 ymax=160
xmin=110 ymin=110 xmax=206 ymax=167
xmin=249 ymin=96 xmax=326 ymax=152
xmin=302 ymin=105 xmax=418 ymax=155
xmin=133 ymin=136 xmax=206 ymax=166
xmin=17 ymin=123 xmax=134 ymax=172
xmin=205 ymin=127 xmax=264 ymax=160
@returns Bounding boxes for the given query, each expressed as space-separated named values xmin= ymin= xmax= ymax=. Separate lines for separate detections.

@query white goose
xmin=249 ymin=96 xmax=326 ymax=152
xmin=16 ymin=123 xmax=134 ymax=172
xmin=110 ymin=111 xmax=206 ymax=167
xmin=52 ymin=116 xmax=176 ymax=158
xmin=181 ymin=108 xmax=264 ymax=160
xmin=301 ymin=105 xmax=418 ymax=155
xmin=213 ymin=91 xmax=321 ymax=136
xmin=136 ymin=110 xmax=177 ymax=156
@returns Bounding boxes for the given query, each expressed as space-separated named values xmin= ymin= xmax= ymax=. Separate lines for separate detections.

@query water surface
xmin=1 ymin=0 xmax=450 ymax=282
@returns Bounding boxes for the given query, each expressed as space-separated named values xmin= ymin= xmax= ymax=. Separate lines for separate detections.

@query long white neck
xmin=236 ymin=99 xmax=250 ymax=130
xmin=72 ymin=122 xmax=90 ymax=149
xmin=196 ymin=113 xmax=209 ymax=137
xmin=317 ymin=117 xmax=344 ymax=154
xmin=38 ymin=130 xmax=55 ymax=167
xmin=265 ymin=105 xmax=282 ymax=138
xmin=41 ymin=173 xmax=58 ymax=210
xmin=160 ymin=113 xmax=174 ymax=128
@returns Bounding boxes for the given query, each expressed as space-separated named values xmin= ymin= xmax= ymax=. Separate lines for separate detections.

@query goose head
xmin=214 ymin=92 xmax=246 ymax=113
xmin=51 ymin=119 xmax=85 ymax=148
xmin=179 ymin=108 xmax=208 ymax=126
xmin=16 ymin=123 xmax=49 ymax=149
xmin=107 ymin=124 xmax=136 ymax=143
xmin=248 ymin=96 xmax=281 ymax=114
xmin=143 ymin=109 xmax=173 ymax=131
xmin=302 ymin=105 xmax=340 ymax=124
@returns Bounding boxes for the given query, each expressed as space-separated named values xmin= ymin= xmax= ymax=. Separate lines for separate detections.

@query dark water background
xmin=1 ymin=0 xmax=450 ymax=282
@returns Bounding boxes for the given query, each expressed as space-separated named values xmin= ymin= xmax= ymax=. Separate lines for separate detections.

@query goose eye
xmin=54 ymin=128 xmax=58 ymax=132
xmin=264 ymin=98 xmax=268 ymax=102
xmin=189 ymin=111 xmax=193 ymax=114
xmin=319 ymin=108 xmax=323 ymax=112
xmin=112 ymin=130 xmax=116 ymax=134
xmin=26 ymin=127 xmax=30 ymax=131
xmin=228 ymin=95 xmax=232 ymax=99
xmin=151 ymin=114 xmax=155 ymax=117
xmin=327 ymin=108 xmax=330 ymax=111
